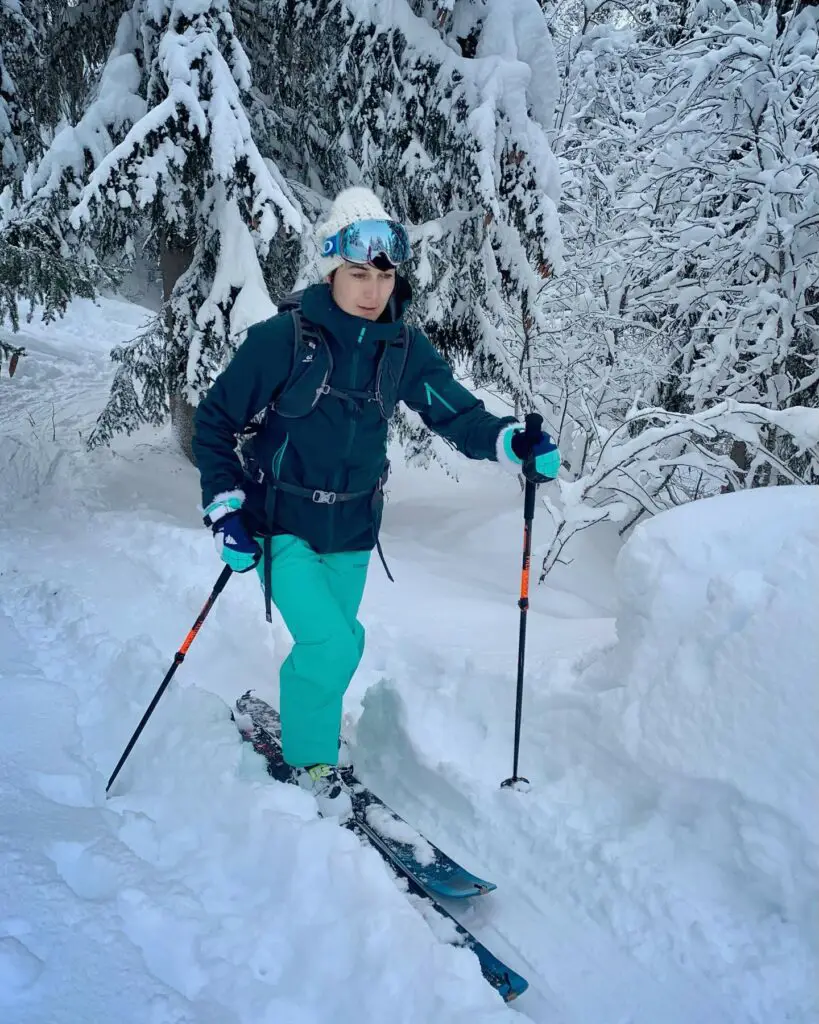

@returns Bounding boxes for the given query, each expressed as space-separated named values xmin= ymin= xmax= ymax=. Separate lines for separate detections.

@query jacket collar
xmin=300 ymin=276 xmax=412 ymax=345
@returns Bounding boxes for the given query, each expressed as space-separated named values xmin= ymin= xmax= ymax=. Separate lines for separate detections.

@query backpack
xmin=259 ymin=289 xmax=412 ymax=424
xmin=240 ymin=291 xmax=411 ymax=597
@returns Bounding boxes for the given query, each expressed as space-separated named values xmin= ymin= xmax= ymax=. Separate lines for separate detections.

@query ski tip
xmin=430 ymin=876 xmax=497 ymax=899
xmin=474 ymin=880 xmax=497 ymax=896
xmin=499 ymin=971 xmax=529 ymax=1002
xmin=476 ymin=948 xmax=529 ymax=1001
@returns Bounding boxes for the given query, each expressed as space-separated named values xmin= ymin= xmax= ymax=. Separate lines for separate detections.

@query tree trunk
xmin=723 ymin=439 xmax=750 ymax=492
xmin=160 ymin=238 xmax=197 ymax=465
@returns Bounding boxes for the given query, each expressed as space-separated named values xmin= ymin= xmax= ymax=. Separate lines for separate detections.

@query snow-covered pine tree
xmin=34 ymin=1 xmax=132 ymax=125
xmin=0 ymin=0 xmax=36 ymax=370
xmin=241 ymin=0 xmax=562 ymax=465
xmin=3 ymin=0 xmax=302 ymax=453
xmin=0 ymin=0 xmax=82 ymax=369
xmin=0 ymin=0 xmax=39 ymax=194
xmin=1 ymin=1 xmax=129 ymax=367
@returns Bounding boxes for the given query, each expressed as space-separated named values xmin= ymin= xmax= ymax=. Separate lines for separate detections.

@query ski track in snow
xmin=1 ymin=297 xmax=815 ymax=1023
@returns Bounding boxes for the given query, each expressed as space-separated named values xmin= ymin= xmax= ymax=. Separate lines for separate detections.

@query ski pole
xmin=501 ymin=412 xmax=544 ymax=790
xmin=105 ymin=564 xmax=233 ymax=795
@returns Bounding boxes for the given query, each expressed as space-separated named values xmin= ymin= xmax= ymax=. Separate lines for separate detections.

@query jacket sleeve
xmin=192 ymin=315 xmax=293 ymax=507
xmin=398 ymin=329 xmax=516 ymax=461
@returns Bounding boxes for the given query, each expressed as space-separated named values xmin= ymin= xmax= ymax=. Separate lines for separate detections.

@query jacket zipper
xmin=346 ymin=328 xmax=366 ymax=460
xmin=328 ymin=326 xmax=365 ymax=550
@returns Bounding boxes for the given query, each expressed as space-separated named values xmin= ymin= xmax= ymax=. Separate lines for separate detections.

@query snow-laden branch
xmin=539 ymin=400 xmax=819 ymax=579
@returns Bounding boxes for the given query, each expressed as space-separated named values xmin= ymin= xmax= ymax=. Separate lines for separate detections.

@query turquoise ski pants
xmin=255 ymin=534 xmax=369 ymax=767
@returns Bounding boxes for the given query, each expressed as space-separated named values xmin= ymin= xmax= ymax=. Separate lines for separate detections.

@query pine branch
xmin=86 ymin=313 xmax=169 ymax=449
xmin=0 ymin=234 xmax=98 ymax=332
xmin=0 ymin=337 xmax=25 ymax=377
xmin=539 ymin=400 xmax=819 ymax=580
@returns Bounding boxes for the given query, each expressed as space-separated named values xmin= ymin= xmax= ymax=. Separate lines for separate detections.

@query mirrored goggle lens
xmin=323 ymin=219 xmax=411 ymax=266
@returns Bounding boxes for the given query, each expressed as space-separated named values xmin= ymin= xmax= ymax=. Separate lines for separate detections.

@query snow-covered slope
xmin=1 ymin=296 xmax=816 ymax=1023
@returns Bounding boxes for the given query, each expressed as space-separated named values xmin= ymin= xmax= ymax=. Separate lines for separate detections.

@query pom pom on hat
xmin=315 ymin=186 xmax=393 ymax=278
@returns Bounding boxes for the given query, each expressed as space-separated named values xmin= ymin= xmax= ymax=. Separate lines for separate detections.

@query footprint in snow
xmin=0 ymin=936 xmax=44 ymax=1002
xmin=46 ymin=840 xmax=123 ymax=901
xmin=28 ymin=771 xmax=94 ymax=808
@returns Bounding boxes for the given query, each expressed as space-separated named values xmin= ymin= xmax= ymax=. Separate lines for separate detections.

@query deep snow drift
xmin=1 ymin=295 xmax=817 ymax=1023
xmin=599 ymin=486 xmax=819 ymax=842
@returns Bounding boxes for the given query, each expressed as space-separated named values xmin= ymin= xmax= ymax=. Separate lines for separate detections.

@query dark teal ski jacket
xmin=192 ymin=278 xmax=515 ymax=554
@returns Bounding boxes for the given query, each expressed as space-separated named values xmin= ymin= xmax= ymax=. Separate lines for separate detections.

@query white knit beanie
xmin=315 ymin=186 xmax=393 ymax=278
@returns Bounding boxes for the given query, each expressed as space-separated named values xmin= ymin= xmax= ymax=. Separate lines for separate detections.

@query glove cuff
xmin=202 ymin=489 xmax=245 ymax=527
xmin=496 ymin=424 xmax=524 ymax=475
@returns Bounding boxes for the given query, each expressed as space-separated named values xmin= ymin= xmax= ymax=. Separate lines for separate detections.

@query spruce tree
xmin=0 ymin=0 xmax=38 ymax=193
xmin=237 ymin=0 xmax=562 ymax=465
xmin=3 ymin=0 xmax=302 ymax=452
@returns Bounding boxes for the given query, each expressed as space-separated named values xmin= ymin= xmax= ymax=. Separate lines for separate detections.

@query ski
xmin=235 ymin=691 xmax=496 ymax=900
xmin=232 ymin=691 xmax=528 ymax=1002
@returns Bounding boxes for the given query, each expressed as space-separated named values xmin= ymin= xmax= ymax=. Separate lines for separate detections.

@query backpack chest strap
xmin=317 ymin=383 xmax=377 ymax=412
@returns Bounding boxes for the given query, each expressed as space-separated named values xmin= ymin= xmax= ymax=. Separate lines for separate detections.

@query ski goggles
xmin=321 ymin=218 xmax=412 ymax=267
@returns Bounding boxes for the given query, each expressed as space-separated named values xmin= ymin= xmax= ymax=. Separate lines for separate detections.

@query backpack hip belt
xmin=257 ymin=464 xmax=394 ymax=622
xmin=266 ymin=478 xmax=378 ymax=505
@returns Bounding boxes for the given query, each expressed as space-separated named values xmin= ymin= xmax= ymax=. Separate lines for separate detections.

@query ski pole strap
xmin=263 ymin=535 xmax=272 ymax=624
xmin=376 ymin=537 xmax=394 ymax=582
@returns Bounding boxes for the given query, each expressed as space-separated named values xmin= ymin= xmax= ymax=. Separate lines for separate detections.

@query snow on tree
xmin=539 ymin=398 xmax=819 ymax=579
xmin=617 ymin=0 xmax=819 ymax=484
xmin=0 ymin=0 xmax=38 ymax=193
xmin=511 ymin=0 xmax=819 ymax=574
xmin=42 ymin=1 xmax=132 ymax=122
xmin=242 ymin=0 xmax=562 ymax=466
xmin=529 ymin=8 xmax=659 ymax=479
xmin=0 ymin=2 xmax=131 ymax=372
xmin=5 ymin=0 xmax=563 ymax=458
xmin=2 ymin=0 xmax=302 ymax=452
xmin=1 ymin=0 xmax=30 ymax=375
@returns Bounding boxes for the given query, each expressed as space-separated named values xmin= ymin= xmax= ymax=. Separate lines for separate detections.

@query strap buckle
xmin=312 ymin=489 xmax=337 ymax=505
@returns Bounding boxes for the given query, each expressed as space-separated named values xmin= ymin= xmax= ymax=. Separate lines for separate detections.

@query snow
xmin=194 ymin=195 xmax=277 ymax=343
xmin=31 ymin=12 xmax=147 ymax=196
xmin=595 ymin=486 xmax=819 ymax=843
xmin=1 ymin=294 xmax=817 ymax=1023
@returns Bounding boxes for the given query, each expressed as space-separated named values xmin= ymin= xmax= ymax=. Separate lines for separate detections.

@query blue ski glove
xmin=202 ymin=491 xmax=261 ymax=573
xmin=497 ymin=425 xmax=561 ymax=483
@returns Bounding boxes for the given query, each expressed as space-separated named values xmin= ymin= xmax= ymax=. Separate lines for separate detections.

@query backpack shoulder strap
xmin=289 ymin=308 xmax=303 ymax=360
xmin=291 ymin=305 xmax=333 ymax=373
xmin=397 ymin=324 xmax=412 ymax=379
xmin=251 ymin=306 xmax=303 ymax=426
xmin=373 ymin=323 xmax=413 ymax=420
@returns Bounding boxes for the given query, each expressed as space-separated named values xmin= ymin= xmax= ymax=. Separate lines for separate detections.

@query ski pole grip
xmin=521 ymin=412 xmax=543 ymax=515
xmin=523 ymin=412 xmax=543 ymax=451
xmin=519 ymin=412 xmax=544 ymax=464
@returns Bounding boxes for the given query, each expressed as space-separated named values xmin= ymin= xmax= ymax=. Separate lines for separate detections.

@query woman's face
xmin=330 ymin=262 xmax=396 ymax=321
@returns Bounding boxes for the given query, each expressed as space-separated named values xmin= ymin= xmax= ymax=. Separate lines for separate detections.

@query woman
xmin=192 ymin=187 xmax=560 ymax=817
